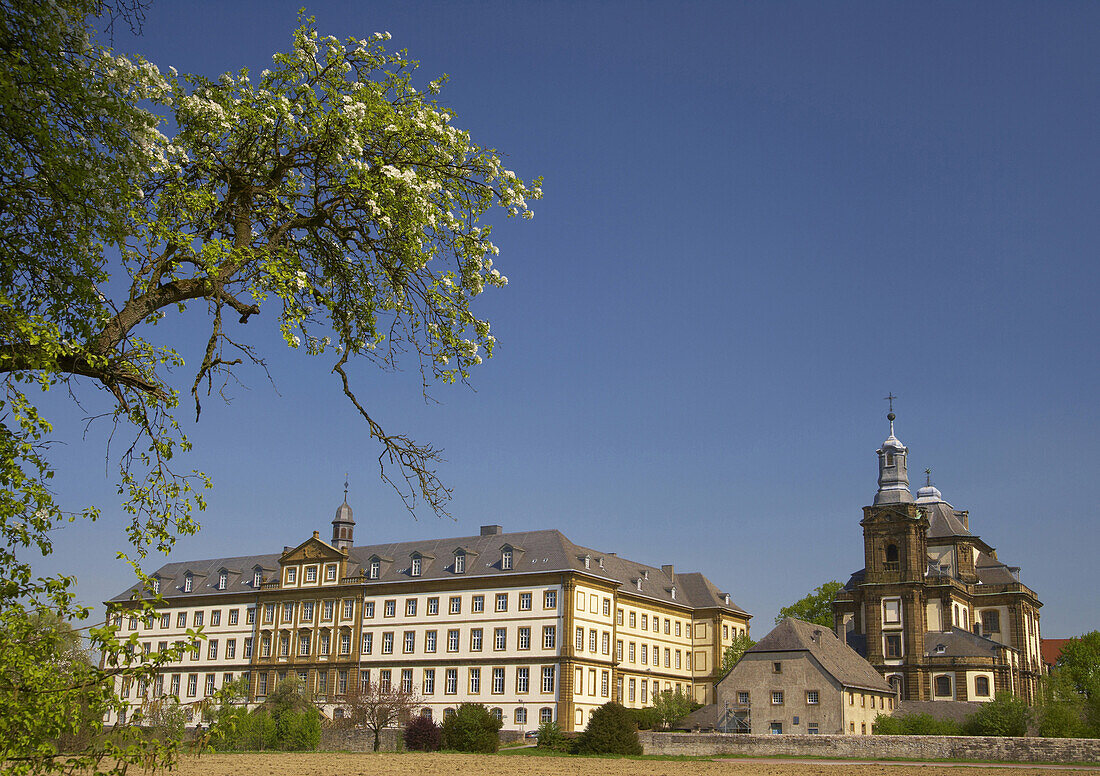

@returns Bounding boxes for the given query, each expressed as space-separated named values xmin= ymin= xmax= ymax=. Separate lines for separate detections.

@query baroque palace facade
xmin=106 ymin=505 xmax=750 ymax=731
xmin=833 ymin=412 xmax=1044 ymax=704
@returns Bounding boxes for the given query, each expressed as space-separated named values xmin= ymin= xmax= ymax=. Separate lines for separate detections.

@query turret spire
xmin=332 ymin=478 xmax=355 ymax=551
xmin=874 ymin=401 xmax=913 ymax=505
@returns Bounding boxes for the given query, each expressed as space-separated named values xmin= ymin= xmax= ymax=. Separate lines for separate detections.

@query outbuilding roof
xmin=747 ymin=617 xmax=892 ymax=693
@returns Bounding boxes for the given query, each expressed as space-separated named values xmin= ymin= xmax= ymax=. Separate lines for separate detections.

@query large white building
xmin=106 ymin=501 xmax=751 ymax=731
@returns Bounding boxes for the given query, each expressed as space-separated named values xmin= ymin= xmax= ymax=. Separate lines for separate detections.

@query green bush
xmin=626 ymin=706 xmax=660 ymax=731
xmin=404 ymin=714 xmax=442 ymax=751
xmin=275 ymin=708 xmax=321 ymax=751
xmin=441 ymin=703 xmax=501 ymax=753
xmin=575 ymin=702 xmax=642 ymax=756
xmin=961 ymin=692 xmax=1029 ymax=737
xmin=535 ymin=720 xmax=569 ymax=752
xmin=872 ymin=712 xmax=961 ymax=735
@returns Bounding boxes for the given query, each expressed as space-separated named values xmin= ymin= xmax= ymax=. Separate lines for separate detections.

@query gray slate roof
xmin=925 ymin=626 xmax=1007 ymax=658
xmin=111 ymin=527 xmax=748 ymax=615
xmin=748 ymin=618 xmax=892 ymax=693
xmin=922 ymin=500 xmax=973 ymax=540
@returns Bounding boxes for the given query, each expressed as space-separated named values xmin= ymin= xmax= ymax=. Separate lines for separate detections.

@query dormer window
xmin=183 ymin=574 xmax=193 ymax=593
xmin=670 ymin=586 xmax=677 ymax=600
xmin=411 ymin=556 xmax=422 ymax=577
xmin=454 ymin=551 xmax=466 ymax=574
xmin=583 ymin=555 xmax=591 ymax=570
xmin=501 ymin=549 xmax=512 ymax=570
xmin=151 ymin=578 xmax=160 ymax=595
xmin=218 ymin=571 xmax=228 ymax=590
xmin=369 ymin=558 xmax=381 ymax=580
xmin=253 ymin=569 xmax=263 ymax=587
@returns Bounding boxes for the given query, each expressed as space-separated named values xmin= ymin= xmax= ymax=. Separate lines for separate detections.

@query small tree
xmin=341 ymin=680 xmax=421 ymax=752
xmin=440 ymin=703 xmax=501 ymax=753
xmin=720 ymin=632 xmax=757 ymax=674
xmin=776 ymin=581 xmax=843 ymax=626
xmin=650 ymin=688 xmax=695 ymax=730
xmin=535 ymin=720 xmax=567 ymax=751
xmin=404 ymin=714 xmax=442 ymax=751
xmin=1037 ymin=670 xmax=1089 ymax=738
xmin=961 ymin=693 xmax=1029 ymax=737
xmin=575 ymin=702 xmax=642 ymax=756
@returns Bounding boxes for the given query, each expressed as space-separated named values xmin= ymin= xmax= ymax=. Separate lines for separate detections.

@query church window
xmin=975 ymin=676 xmax=990 ymax=697
xmin=982 ymin=610 xmax=1000 ymax=633
xmin=885 ymin=452 xmax=895 ymax=467
xmin=934 ymin=675 xmax=952 ymax=697
xmin=885 ymin=633 xmax=902 ymax=658
xmin=883 ymin=598 xmax=901 ymax=624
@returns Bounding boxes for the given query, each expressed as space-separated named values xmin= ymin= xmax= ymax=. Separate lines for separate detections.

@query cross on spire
xmin=884 ymin=393 xmax=897 ymax=413
xmin=343 ymin=474 xmax=349 ymax=501
xmin=925 ymin=468 xmax=932 ymax=487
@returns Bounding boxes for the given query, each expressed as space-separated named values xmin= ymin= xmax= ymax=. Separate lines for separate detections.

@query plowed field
xmin=169 ymin=752 xmax=1100 ymax=776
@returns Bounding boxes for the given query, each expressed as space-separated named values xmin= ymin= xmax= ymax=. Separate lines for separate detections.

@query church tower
xmin=331 ymin=479 xmax=355 ymax=552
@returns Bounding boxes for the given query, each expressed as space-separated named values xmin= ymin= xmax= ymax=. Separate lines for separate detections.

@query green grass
xmin=497 ymin=748 xmax=716 ymax=761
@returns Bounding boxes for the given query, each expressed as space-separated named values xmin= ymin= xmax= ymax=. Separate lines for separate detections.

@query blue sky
xmin=38 ymin=1 xmax=1098 ymax=637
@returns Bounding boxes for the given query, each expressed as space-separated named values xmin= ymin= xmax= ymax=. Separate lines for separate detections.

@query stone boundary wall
xmin=320 ymin=726 xmax=524 ymax=752
xmin=639 ymin=731 xmax=1100 ymax=764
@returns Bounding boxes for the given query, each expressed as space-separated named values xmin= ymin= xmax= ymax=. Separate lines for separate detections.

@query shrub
xmin=275 ymin=708 xmax=321 ymax=751
xmin=404 ymin=714 xmax=442 ymax=751
xmin=626 ymin=706 xmax=661 ymax=731
xmin=535 ymin=720 xmax=569 ymax=752
xmin=872 ymin=712 xmax=961 ymax=736
xmin=575 ymin=702 xmax=642 ymax=756
xmin=441 ymin=703 xmax=501 ymax=753
xmin=962 ymin=692 xmax=1029 ymax=737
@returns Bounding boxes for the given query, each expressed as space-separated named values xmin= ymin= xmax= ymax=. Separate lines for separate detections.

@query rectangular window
xmin=629 ymin=642 xmax=635 ymax=663
xmin=454 ymin=553 xmax=465 ymax=574
xmin=427 ymin=597 xmax=439 ymax=615
xmin=520 ymin=592 xmax=532 ymax=611
xmin=883 ymin=599 xmax=901 ymax=624
xmin=406 ymin=599 xmax=417 ymax=617
xmin=244 ymin=637 xmax=253 ymax=658
xmin=641 ymin=644 xmax=648 ymax=664
xmin=492 ymin=667 xmax=505 ymax=694
xmin=285 ymin=568 xmax=297 ymax=584
xmin=411 ymin=556 xmax=422 ymax=577
xmin=423 ymin=669 xmax=435 ymax=695
xmin=808 ymin=723 xmax=819 ymax=734
xmin=193 ymin=611 xmax=204 ymax=627
xmin=160 ymin=613 xmax=170 ymax=628
xmin=319 ymin=632 xmax=330 ymax=655
xmin=340 ymin=632 xmax=351 ymax=655
xmin=617 ymin=609 xmax=624 ymax=625
xmin=576 ymin=591 xmax=585 ymax=610
xmin=187 ymin=674 xmax=198 ymax=697
xmin=543 ymin=626 xmax=556 ymax=649
xmin=885 ymin=633 xmax=903 ymax=659
xmin=223 ymin=639 xmax=235 ymax=659
xmin=260 ymin=635 xmax=270 ymax=658
xmin=675 ymin=621 xmax=682 ymax=637
xmin=228 ymin=609 xmax=239 ymax=626
xmin=205 ymin=674 xmax=216 ymax=695
xmin=664 ymin=619 xmax=670 ymax=635
xmin=469 ymin=667 xmax=481 ymax=694
xmin=278 ymin=635 xmax=289 ymax=657
xmin=379 ymin=670 xmax=391 ymax=692
xmin=302 ymin=601 xmax=315 ymax=621
xmin=445 ymin=669 xmax=458 ymax=694
xmin=363 ymin=600 xmax=375 ymax=618
xmin=589 ymin=629 xmax=597 ymax=652
xmin=982 ymin=610 xmax=1001 ymax=634
xmin=246 ymin=607 xmax=255 ymax=625
xmin=361 ymin=632 xmax=373 ymax=654
xmin=601 ymin=670 xmax=609 ymax=697
xmin=401 ymin=669 xmax=413 ymax=694
xmin=382 ymin=632 xmax=394 ymax=654
xmin=502 ymin=549 xmax=512 ymax=570
xmin=403 ymin=631 xmax=415 ymax=653
xmin=772 ymin=691 xmax=784 ymax=705
xmin=576 ymin=627 xmax=584 ymax=651
xmin=472 ymin=595 xmax=484 ymax=613
xmin=281 ymin=603 xmax=293 ymax=623
xmin=675 ymin=650 xmax=681 ymax=669
xmin=773 ymin=661 xmax=782 ymax=673
xmin=519 ymin=627 xmax=531 ymax=650
xmin=589 ymin=668 xmax=596 ymax=696
xmin=737 ymin=692 xmax=749 ymax=704
xmin=450 ymin=596 xmax=461 ymax=614
xmin=305 ymin=566 xmax=317 ymax=582
xmin=383 ymin=600 xmax=396 ymax=617
xmin=628 ymin=678 xmax=636 ymax=702
xmin=641 ymin=614 xmax=648 ymax=630
xmin=496 ymin=593 xmax=508 ymax=612
xmin=544 ymin=590 xmax=557 ymax=609
xmin=317 ymin=670 xmax=327 ymax=695
xmin=343 ymin=599 xmax=354 ymax=619
xmin=664 ymin=647 xmax=670 ymax=667
xmin=629 ymin=611 xmax=636 ymax=628
xmin=448 ymin=629 xmax=460 ymax=652
xmin=358 ymin=670 xmax=368 ymax=691
xmin=516 ymin=667 xmax=529 ymax=693
xmin=338 ymin=670 xmax=347 ymax=694
xmin=616 ymin=640 xmax=623 ymax=661
xmin=602 ymin=598 xmax=611 ymax=617
xmin=807 ymin=690 xmax=819 ymax=705
xmin=256 ymin=673 xmax=267 ymax=696
xmin=494 ymin=628 xmax=507 ymax=650
xmin=210 ymin=610 xmax=221 ymax=626
xmin=425 ymin=630 xmax=437 ymax=653
xmin=541 ymin=666 xmax=555 ymax=693
xmin=471 ymin=628 xmax=483 ymax=651
xmin=326 ymin=564 xmax=337 ymax=581
xmin=641 ymin=681 xmax=647 ymax=704
xmin=208 ymin=640 xmax=218 ymax=660
xmin=770 ymin=722 xmax=783 ymax=735
xmin=653 ymin=616 xmax=660 ymax=632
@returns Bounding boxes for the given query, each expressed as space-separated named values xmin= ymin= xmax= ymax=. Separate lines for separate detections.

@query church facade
xmin=832 ymin=413 xmax=1044 ymax=704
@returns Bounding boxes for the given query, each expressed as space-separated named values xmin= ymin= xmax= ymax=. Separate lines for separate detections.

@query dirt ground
xmin=169 ymin=752 xmax=1100 ymax=776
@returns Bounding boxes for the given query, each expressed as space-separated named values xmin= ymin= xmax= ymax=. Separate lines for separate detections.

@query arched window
xmin=934 ymin=675 xmax=952 ymax=698
xmin=443 ymin=707 xmax=456 ymax=720
xmin=491 ymin=707 xmax=503 ymax=723
xmin=889 ymin=675 xmax=903 ymax=699
xmin=540 ymin=707 xmax=553 ymax=724
xmin=421 ymin=707 xmax=432 ymax=720
xmin=885 ymin=544 xmax=899 ymax=562
xmin=975 ymin=676 xmax=990 ymax=697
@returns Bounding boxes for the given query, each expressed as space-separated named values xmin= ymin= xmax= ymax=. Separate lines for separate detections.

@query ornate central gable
xmin=281 ymin=533 xmax=346 ymax=564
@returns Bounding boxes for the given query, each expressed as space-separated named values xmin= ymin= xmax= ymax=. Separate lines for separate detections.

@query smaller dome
xmin=881 ymin=433 xmax=906 ymax=451
xmin=915 ymin=484 xmax=942 ymax=502
xmin=334 ymin=501 xmax=354 ymax=524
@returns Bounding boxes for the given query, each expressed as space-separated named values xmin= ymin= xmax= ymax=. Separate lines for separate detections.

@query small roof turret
xmin=331 ymin=477 xmax=355 ymax=551
xmin=873 ymin=401 xmax=914 ymax=505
